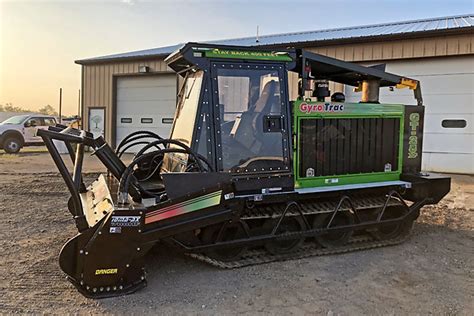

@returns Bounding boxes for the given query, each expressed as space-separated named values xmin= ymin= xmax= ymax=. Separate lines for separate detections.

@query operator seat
xmin=233 ymin=80 xmax=278 ymax=154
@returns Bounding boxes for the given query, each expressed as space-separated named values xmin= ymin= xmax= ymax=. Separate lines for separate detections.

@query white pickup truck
xmin=0 ymin=114 xmax=57 ymax=153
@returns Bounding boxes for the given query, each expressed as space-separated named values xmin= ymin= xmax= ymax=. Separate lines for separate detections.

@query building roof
xmin=76 ymin=14 xmax=474 ymax=64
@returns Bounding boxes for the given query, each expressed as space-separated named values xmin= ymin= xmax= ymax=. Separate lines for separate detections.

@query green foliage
xmin=0 ymin=103 xmax=58 ymax=116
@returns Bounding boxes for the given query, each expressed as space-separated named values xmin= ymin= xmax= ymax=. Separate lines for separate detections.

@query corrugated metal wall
xmin=82 ymin=59 xmax=172 ymax=143
xmin=306 ymin=34 xmax=473 ymax=61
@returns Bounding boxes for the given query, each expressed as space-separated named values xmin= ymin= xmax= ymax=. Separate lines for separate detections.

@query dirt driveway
xmin=0 ymin=152 xmax=473 ymax=315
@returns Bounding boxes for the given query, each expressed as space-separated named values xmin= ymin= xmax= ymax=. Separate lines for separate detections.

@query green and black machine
xmin=39 ymin=42 xmax=450 ymax=298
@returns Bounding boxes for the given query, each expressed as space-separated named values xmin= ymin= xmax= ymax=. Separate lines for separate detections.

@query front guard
xmin=59 ymin=209 xmax=150 ymax=298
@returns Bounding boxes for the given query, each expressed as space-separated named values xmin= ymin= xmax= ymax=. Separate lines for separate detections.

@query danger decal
xmin=95 ymin=268 xmax=118 ymax=275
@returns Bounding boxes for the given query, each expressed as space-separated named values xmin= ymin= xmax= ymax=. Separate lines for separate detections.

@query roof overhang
xmin=265 ymin=27 xmax=474 ymax=50
xmin=75 ymin=16 xmax=473 ymax=65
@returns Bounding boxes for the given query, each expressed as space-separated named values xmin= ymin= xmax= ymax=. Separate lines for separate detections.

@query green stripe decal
xmin=145 ymin=191 xmax=222 ymax=224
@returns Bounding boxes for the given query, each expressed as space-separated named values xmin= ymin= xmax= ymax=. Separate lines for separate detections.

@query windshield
xmin=162 ymin=70 xmax=204 ymax=173
xmin=1 ymin=115 xmax=29 ymax=125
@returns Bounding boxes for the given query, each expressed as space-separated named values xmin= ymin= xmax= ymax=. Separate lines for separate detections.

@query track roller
xmin=313 ymin=211 xmax=355 ymax=248
xmin=201 ymin=221 xmax=249 ymax=262
xmin=263 ymin=216 xmax=306 ymax=255
xmin=370 ymin=205 xmax=413 ymax=240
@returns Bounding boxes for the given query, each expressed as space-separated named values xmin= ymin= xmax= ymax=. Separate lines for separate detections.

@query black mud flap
xmin=59 ymin=210 xmax=151 ymax=298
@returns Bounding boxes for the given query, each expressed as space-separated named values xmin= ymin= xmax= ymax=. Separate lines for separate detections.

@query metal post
xmin=77 ymin=89 xmax=81 ymax=117
xmin=59 ymin=88 xmax=63 ymax=123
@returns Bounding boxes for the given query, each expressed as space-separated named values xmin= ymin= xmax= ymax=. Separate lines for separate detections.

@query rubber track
xmin=187 ymin=196 xmax=412 ymax=269
xmin=187 ymin=231 xmax=410 ymax=268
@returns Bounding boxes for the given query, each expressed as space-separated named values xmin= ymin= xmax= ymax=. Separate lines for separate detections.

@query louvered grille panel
xmin=299 ymin=118 xmax=400 ymax=177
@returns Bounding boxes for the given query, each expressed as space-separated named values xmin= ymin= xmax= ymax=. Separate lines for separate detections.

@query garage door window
xmin=441 ymin=119 xmax=467 ymax=128
xmin=141 ymin=118 xmax=153 ymax=124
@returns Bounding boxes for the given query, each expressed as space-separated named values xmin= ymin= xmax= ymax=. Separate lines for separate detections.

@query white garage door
xmin=345 ymin=56 xmax=474 ymax=174
xmin=116 ymin=75 xmax=176 ymax=152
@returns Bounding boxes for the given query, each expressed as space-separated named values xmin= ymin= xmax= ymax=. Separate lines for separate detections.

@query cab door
xmin=211 ymin=62 xmax=292 ymax=191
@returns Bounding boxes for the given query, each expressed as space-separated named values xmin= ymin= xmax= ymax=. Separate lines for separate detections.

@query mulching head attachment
xmin=59 ymin=209 xmax=150 ymax=298
xmin=38 ymin=125 xmax=237 ymax=298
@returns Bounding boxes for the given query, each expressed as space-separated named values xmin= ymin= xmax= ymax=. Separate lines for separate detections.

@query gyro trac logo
xmin=299 ymin=102 xmax=344 ymax=114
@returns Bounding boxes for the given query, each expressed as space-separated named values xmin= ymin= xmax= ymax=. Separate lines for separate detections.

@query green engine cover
xmin=293 ymin=99 xmax=405 ymax=189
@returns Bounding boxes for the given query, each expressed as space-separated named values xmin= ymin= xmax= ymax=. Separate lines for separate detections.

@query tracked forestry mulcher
xmin=39 ymin=43 xmax=450 ymax=298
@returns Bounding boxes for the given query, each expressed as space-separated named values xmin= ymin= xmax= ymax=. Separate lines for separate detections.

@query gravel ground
xmin=0 ymin=153 xmax=473 ymax=315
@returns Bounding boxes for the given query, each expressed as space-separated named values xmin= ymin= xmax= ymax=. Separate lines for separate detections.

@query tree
xmin=0 ymin=103 xmax=29 ymax=113
xmin=38 ymin=104 xmax=58 ymax=116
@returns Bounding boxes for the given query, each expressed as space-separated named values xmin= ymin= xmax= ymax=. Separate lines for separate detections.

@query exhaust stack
xmin=361 ymin=79 xmax=380 ymax=103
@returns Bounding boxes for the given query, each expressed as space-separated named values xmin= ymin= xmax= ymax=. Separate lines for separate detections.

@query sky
xmin=0 ymin=0 xmax=472 ymax=115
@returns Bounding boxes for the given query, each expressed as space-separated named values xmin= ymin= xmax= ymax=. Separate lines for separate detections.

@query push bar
xmin=38 ymin=125 xmax=95 ymax=231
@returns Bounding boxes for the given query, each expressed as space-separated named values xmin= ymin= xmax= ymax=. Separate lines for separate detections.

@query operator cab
xmin=162 ymin=43 xmax=296 ymax=193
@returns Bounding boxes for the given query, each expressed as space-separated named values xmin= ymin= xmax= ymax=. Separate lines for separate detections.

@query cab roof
xmin=165 ymin=42 xmax=297 ymax=73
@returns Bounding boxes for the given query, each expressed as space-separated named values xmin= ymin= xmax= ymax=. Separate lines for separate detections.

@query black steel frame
xmin=38 ymin=125 xmax=95 ymax=231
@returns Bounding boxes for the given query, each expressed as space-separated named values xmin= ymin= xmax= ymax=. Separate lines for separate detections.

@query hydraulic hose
xmin=117 ymin=147 xmax=207 ymax=205
xmin=134 ymin=138 xmax=213 ymax=172
xmin=115 ymin=131 xmax=162 ymax=154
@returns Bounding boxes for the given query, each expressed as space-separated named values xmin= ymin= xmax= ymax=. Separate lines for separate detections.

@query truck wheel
xmin=3 ymin=137 xmax=22 ymax=154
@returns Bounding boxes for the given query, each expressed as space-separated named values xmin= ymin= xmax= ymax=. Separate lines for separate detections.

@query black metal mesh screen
xmin=299 ymin=118 xmax=400 ymax=177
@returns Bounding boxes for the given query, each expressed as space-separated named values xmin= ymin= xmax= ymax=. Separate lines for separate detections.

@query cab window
xmin=43 ymin=118 xmax=56 ymax=126
xmin=215 ymin=65 xmax=285 ymax=172
xmin=24 ymin=118 xmax=40 ymax=127
xmin=162 ymin=70 xmax=204 ymax=173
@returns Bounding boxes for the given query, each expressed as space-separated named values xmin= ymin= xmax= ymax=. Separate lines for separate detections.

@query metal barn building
xmin=76 ymin=14 xmax=474 ymax=174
